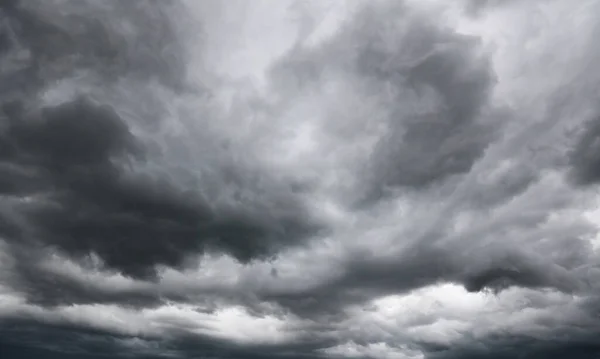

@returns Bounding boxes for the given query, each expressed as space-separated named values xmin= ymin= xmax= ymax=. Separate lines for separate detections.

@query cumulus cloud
xmin=1 ymin=0 xmax=600 ymax=358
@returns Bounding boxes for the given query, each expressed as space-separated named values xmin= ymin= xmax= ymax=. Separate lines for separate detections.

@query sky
xmin=1 ymin=0 xmax=600 ymax=358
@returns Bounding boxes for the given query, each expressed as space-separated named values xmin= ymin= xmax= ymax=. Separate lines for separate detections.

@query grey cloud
xmin=426 ymin=334 xmax=600 ymax=359
xmin=363 ymin=35 xmax=497 ymax=198
xmin=0 ymin=318 xmax=335 ymax=359
xmin=0 ymin=0 xmax=189 ymax=93
xmin=0 ymin=320 xmax=153 ymax=359
xmin=262 ymin=244 xmax=455 ymax=317
xmin=251 ymin=182 xmax=593 ymax=324
xmin=568 ymin=114 xmax=600 ymax=186
xmin=2 ymin=0 xmax=600 ymax=358
xmin=270 ymin=2 xmax=498 ymax=205
xmin=4 ymin=0 xmax=585 ymax=323
xmin=461 ymin=156 xmax=540 ymax=210
xmin=259 ymin=238 xmax=586 ymax=319
xmin=0 ymin=0 xmax=323 ymax=285
xmin=239 ymin=1 xmax=591 ymax=318
xmin=464 ymin=0 xmax=519 ymax=16
xmin=0 ymin=96 xmax=322 ymax=281
xmin=5 ymin=248 xmax=163 ymax=308
xmin=462 ymin=262 xmax=567 ymax=293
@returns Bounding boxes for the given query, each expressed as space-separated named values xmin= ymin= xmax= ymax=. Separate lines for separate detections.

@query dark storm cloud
xmin=0 ymin=96 xmax=321 ymax=281
xmin=425 ymin=333 xmax=600 ymax=359
xmin=0 ymin=0 xmax=322 ymax=286
xmin=6 ymin=248 xmax=163 ymax=308
xmin=1 ymin=0 xmax=600 ymax=358
xmin=0 ymin=320 xmax=151 ymax=359
xmin=0 ymin=0 xmax=578 ymax=319
xmin=0 ymin=319 xmax=333 ymax=359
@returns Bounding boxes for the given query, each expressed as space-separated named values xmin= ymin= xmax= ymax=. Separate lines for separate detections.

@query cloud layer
xmin=1 ymin=0 xmax=600 ymax=358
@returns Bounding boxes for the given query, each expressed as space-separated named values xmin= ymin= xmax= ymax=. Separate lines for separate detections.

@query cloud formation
xmin=0 ymin=0 xmax=323 ymax=282
xmin=1 ymin=0 xmax=600 ymax=358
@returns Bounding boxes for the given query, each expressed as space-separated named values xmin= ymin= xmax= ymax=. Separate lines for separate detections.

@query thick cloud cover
xmin=0 ymin=0 xmax=323 ymax=282
xmin=1 ymin=0 xmax=600 ymax=358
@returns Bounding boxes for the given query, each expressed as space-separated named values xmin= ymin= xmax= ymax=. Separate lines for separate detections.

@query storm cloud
xmin=1 ymin=0 xmax=600 ymax=358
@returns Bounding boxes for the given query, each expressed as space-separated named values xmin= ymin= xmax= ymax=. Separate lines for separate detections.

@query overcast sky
xmin=1 ymin=0 xmax=600 ymax=358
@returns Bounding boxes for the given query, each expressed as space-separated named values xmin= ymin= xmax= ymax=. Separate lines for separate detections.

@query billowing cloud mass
xmin=1 ymin=0 xmax=600 ymax=358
